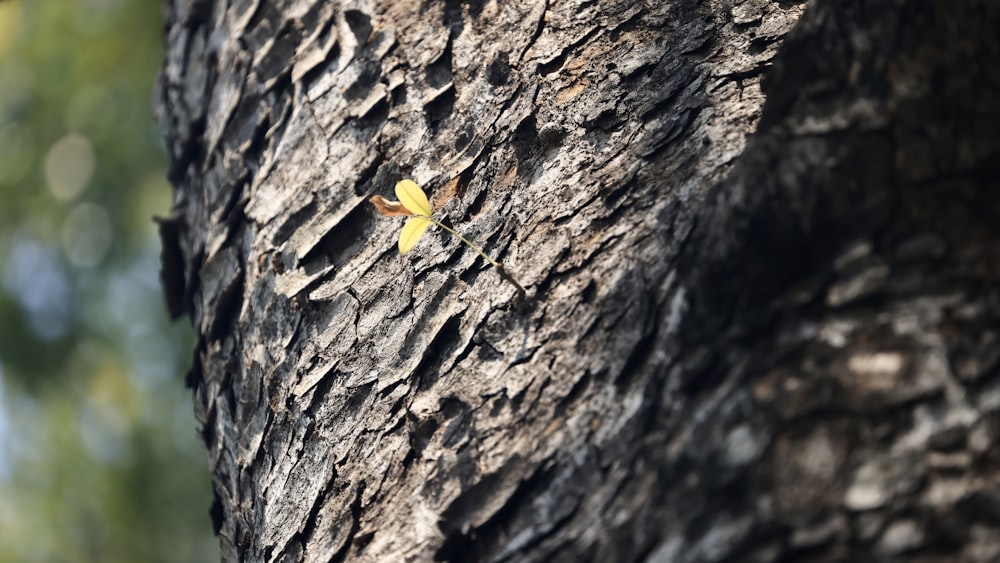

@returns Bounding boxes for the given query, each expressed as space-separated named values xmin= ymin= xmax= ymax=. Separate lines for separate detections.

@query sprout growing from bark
xmin=370 ymin=179 xmax=526 ymax=298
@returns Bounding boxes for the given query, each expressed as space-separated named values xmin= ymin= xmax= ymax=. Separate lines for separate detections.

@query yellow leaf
xmin=398 ymin=216 xmax=433 ymax=255
xmin=369 ymin=195 xmax=414 ymax=217
xmin=395 ymin=179 xmax=432 ymax=217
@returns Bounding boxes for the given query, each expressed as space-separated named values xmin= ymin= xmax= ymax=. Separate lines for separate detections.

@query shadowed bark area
xmin=157 ymin=0 xmax=1000 ymax=561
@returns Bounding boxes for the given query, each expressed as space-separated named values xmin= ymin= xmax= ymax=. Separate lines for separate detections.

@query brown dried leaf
xmin=369 ymin=195 xmax=414 ymax=217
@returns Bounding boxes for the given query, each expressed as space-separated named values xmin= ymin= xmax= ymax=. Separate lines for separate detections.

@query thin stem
xmin=422 ymin=215 xmax=526 ymax=298
xmin=425 ymin=216 xmax=500 ymax=267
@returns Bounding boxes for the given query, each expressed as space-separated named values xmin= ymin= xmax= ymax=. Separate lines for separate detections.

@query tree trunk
xmin=157 ymin=0 xmax=1000 ymax=561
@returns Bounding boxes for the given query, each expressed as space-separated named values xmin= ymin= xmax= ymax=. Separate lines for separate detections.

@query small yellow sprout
xmin=369 ymin=179 xmax=526 ymax=297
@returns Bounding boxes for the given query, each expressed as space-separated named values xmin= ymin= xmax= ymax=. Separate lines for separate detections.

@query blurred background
xmin=0 ymin=1 xmax=217 ymax=561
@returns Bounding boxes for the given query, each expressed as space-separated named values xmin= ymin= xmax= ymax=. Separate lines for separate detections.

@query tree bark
xmin=157 ymin=0 xmax=1000 ymax=561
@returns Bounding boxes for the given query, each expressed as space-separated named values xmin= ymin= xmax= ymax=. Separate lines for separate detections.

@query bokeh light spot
xmin=44 ymin=132 xmax=96 ymax=202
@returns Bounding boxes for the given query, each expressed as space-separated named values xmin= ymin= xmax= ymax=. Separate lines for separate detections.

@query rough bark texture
xmin=157 ymin=0 xmax=1000 ymax=561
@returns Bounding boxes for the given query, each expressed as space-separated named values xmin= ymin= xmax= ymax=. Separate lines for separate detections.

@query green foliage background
xmin=0 ymin=1 xmax=217 ymax=561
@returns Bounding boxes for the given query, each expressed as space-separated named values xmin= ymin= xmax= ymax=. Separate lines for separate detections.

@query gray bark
xmin=157 ymin=0 xmax=1000 ymax=561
